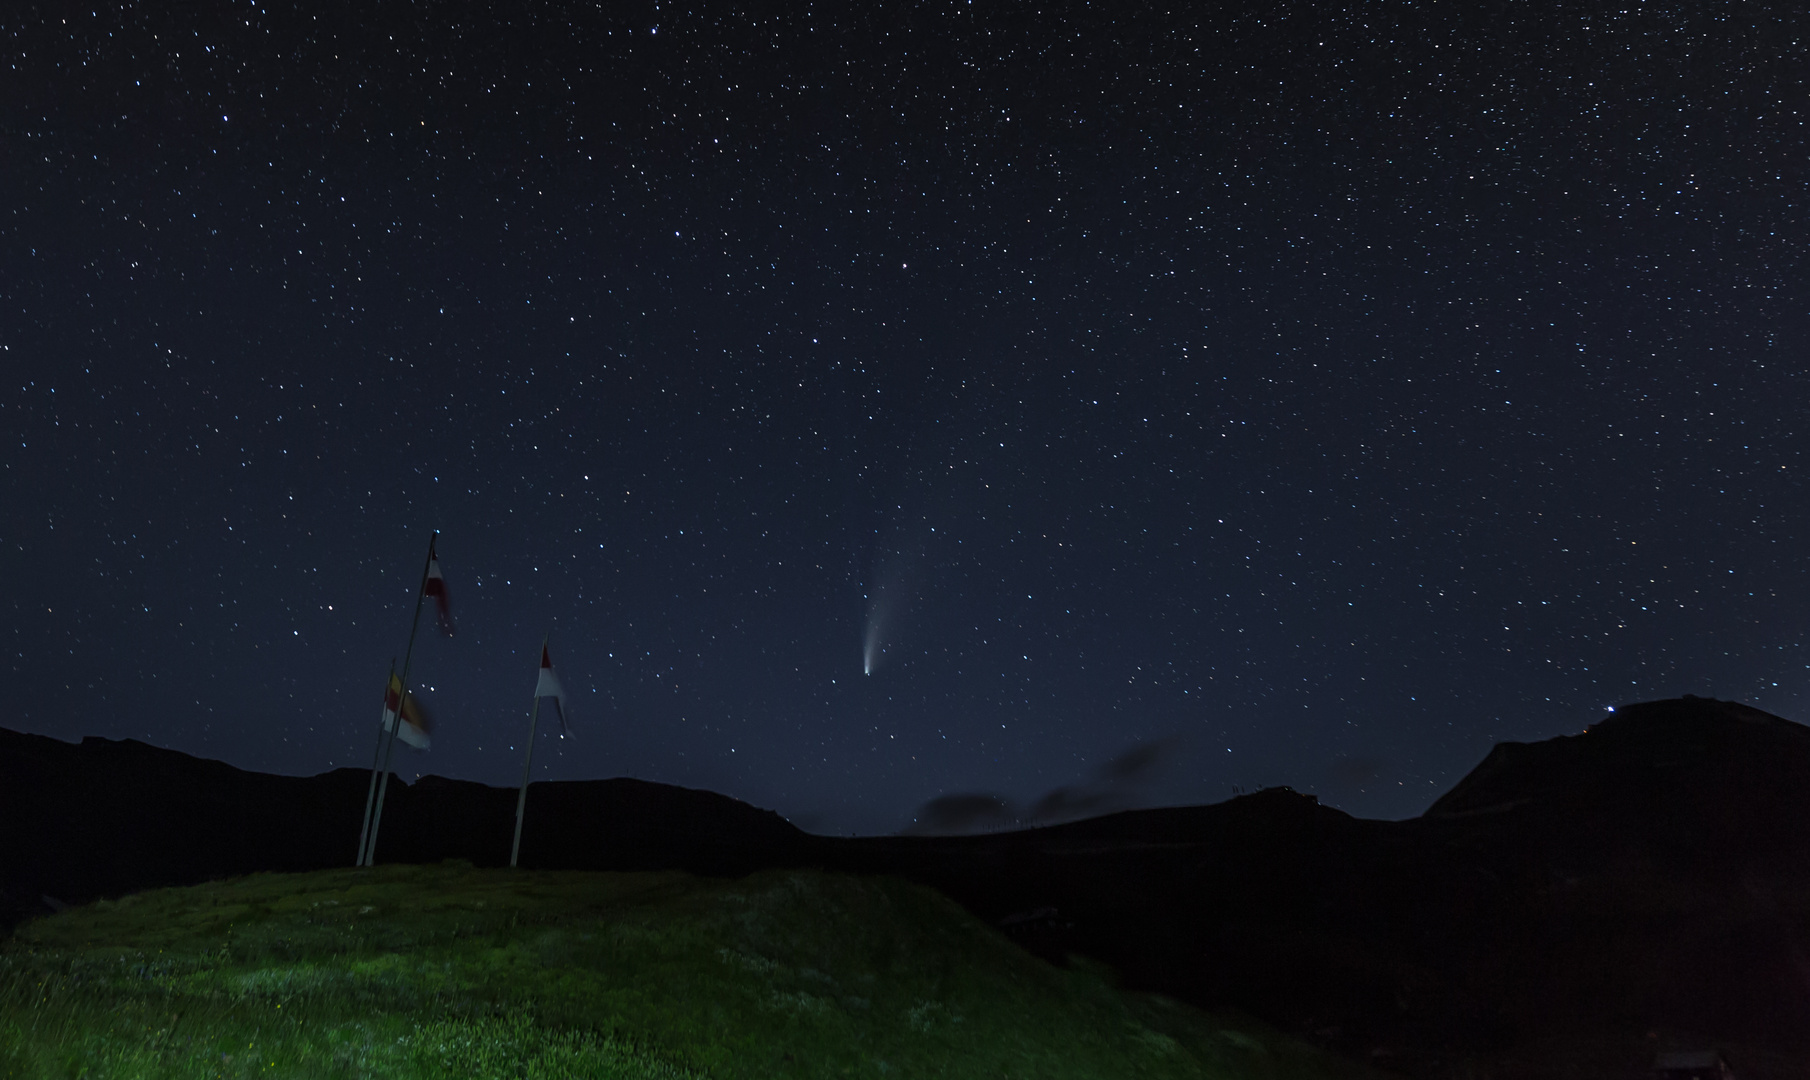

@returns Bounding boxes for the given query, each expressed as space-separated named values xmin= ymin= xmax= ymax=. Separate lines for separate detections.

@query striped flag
xmin=534 ymin=643 xmax=569 ymax=736
xmin=423 ymin=534 xmax=454 ymax=636
xmin=381 ymin=673 xmax=433 ymax=750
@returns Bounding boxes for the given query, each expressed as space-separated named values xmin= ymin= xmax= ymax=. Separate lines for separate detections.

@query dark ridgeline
xmin=0 ymin=732 xmax=813 ymax=918
xmin=4 ymin=695 xmax=1808 ymax=1079
xmin=848 ymin=695 xmax=1810 ymax=1078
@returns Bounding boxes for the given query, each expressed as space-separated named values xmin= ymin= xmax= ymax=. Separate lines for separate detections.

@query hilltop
xmin=0 ymin=863 xmax=1374 ymax=1080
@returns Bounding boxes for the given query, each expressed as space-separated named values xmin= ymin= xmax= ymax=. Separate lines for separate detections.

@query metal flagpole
xmin=354 ymin=658 xmax=397 ymax=864
xmin=361 ymin=532 xmax=438 ymax=867
xmin=510 ymin=632 xmax=550 ymax=869
xmin=365 ymin=704 xmax=403 ymax=866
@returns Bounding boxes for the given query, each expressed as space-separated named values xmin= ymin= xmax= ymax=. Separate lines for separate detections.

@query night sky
xmin=4 ymin=1 xmax=1806 ymax=835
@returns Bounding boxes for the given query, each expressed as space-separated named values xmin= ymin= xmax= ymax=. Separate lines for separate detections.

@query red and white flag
xmin=423 ymin=534 xmax=454 ymax=636
xmin=533 ymin=643 xmax=570 ymax=736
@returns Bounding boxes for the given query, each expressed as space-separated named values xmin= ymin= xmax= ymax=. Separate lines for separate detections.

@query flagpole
xmin=510 ymin=632 xmax=550 ymax=869
xmin=355 ymin=658 xmax=397 ymax=865
xmin=365 ymin=705 xmax=402 ymax=866
xmin=362 ymin=531 xmax=438 ymax=867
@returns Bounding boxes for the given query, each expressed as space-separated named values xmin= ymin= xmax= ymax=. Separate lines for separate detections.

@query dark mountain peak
xmin=517 ymin=775 xmax=808 ymax=851
xmin=75 ymin=733 xmax=249 ymax=774
xmin=1591 ymin=693 xmax=1797 ymax=734
xmin=851 ymin=786 xmax=1355 ymax=859
xmin=1032 ymin=784 xmax=1348 ymax=844
xmin=1423 ymin=696 xmax=1810 ymax=862
xmin=5 ymin=728 xmax=272 ymax=790
xmin=78 ymin=734 xmax=155 ymax=752
xmin=0 ymin=726 xmax=810 ymax=922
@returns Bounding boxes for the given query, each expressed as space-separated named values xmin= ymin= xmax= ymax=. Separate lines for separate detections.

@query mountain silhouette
xmin=4 ymin=695 xmax=1807 ymax=1079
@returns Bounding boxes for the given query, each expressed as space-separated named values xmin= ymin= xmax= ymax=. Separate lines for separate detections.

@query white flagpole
xmin=355 ymin=658 xmax=397 ymax=864
xmin=510 ymin=632 xmax=550 ymax=869
xmin=365 ymin=698 xmax=404 ymax=866
xmin=362 ymin=532 xmax=438 ymax=867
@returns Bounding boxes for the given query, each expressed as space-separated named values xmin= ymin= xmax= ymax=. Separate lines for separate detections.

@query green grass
xmin=0 ymin=864 xmax=1378 ymax=1079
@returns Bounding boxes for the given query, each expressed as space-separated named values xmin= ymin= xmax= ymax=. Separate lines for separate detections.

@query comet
xmin=863 ymin=587 xmax=891 ymax=675
xmin=863 ymin=549 xmax=912 ymax=676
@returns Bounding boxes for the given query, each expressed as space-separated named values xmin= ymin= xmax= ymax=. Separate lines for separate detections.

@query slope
xmin=0 ymin=863 xmax=1377 ymax=1080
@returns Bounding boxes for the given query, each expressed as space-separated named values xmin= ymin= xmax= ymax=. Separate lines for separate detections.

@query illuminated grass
xmin=0 ymin=864 xmax=1376 ymax=1079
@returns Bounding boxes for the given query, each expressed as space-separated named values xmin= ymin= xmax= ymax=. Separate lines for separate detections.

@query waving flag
xmin=381 ymin=673 xmax=433 ymax=750
xmin=357 ymin=532 xmax=453 ymax=867
xmin=534 ymin=643 xmax=569 ymax=736
xmin=512 ymin=634 xmax=574 ymax=868
xmin=423 ymin=534 xmax=454 ymax=636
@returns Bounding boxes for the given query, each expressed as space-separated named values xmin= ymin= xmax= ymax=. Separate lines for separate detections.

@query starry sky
xmin=4 ymin=0 xmax=1807 ymax=835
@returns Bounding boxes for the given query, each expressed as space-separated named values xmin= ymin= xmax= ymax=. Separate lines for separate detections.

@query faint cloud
xmin=902 ymin=735 xmax=1184 ymax=835
xmin=902 ymin=793 xmax=1015 ymax=835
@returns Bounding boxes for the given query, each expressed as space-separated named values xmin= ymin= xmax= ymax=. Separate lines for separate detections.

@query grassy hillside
xmin=0 ymin=864 xmax=1377 ymax=1079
